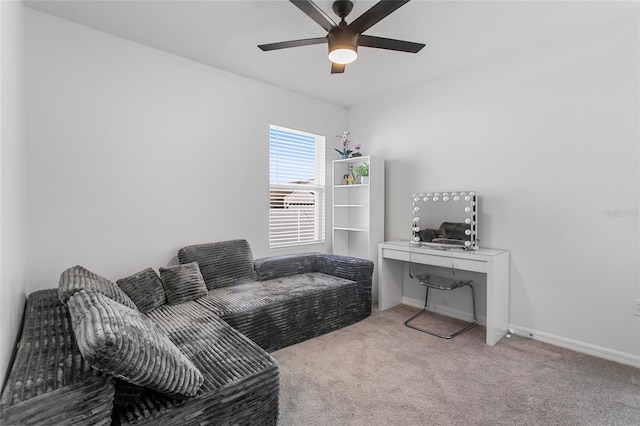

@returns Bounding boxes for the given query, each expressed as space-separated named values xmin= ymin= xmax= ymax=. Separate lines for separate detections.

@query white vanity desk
xmin=378 ymin=241 xmax=510 ymax=345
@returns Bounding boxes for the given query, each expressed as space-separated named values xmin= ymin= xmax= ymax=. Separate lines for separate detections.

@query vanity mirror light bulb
xmin=451 ymin=192 xmax=458 ymax=196
xmin=433 ymin=196 xmax=439 ymax=201
xmin=465 ymin=229 xmax=471 ymax=235
xmin=413 ymin=207 xmax=420 ymax=212
xmin=423 ymin=197 xmax=429 ymax=202
xmin=434 ymin=192 xmax=440 ymax=196
xmin=453 ymin=196 xmax=460 ymax=201
xmin=414 ymin=236 xmax=420 ymax=242
xmin=414 ymin=197 xmax=420 ymax=202
xmin=464 ymin=241 xmax=471 ymax=247
xmin=465 ymin=207 xmax=471 ymax=213
xmin=426 ymin=193 xmax=432 ymax=197
xmin=469 ymin=191 xmax=476 ymax=196
xmin=413 ymin=217 xmax=420 ymax=223
xmin=465 ymin=196 xmax=471 ymax=201
xmin=443 ymin=196 xmax=450 ymax=201
xmin=465 ymin=218 xmax=472 ymax=224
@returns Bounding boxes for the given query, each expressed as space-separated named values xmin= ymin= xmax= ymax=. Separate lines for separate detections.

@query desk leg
xmin=485 ymin=252 xmax=510 ymax=345
xmin=377 ymin=247 xmax=403 ymax=311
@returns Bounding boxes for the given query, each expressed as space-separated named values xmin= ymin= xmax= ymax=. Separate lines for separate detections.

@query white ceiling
xmin=24 ymin=0 xmax=637 ymax=107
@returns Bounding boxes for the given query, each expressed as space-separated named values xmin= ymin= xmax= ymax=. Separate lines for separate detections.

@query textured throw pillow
xmin=159 ymin=262 xmax=208 ymax=305
xmin=117 ymin=267 xmax=167 ymax=314
xmin=67 ymin=289 xmax=204 ymax=398
xmin=59 ymin=265 xmax=137 ymax=310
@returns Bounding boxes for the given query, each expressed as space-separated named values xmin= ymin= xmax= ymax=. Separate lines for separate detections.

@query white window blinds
xmin=269 ymin=125 xmax=325 ymax=248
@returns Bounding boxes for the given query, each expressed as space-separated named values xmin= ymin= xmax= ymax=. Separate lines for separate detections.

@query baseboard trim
xmin=401 ymin=298 xmax=640 ymax=368
xmin=402 ymin=297 xmax=487 ymax=326
xmin=507 ymin=325 xmax=640 ymax=369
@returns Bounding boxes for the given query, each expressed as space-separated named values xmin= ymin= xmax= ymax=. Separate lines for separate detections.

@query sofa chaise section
xmin=113 ymin=301 xmax=279 ymax=425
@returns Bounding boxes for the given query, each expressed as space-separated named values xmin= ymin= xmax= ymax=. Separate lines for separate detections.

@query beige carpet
xmin=272 ymin=305 xmax=640 ymax=426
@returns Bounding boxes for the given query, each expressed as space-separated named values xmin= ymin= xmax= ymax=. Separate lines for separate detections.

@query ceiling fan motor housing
xmin=328 ymin=27 xmax=358 ymax=64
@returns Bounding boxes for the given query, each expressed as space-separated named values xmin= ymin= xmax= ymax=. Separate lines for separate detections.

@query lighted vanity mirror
xmin=411 ymin=191 xmax=478 ymax=249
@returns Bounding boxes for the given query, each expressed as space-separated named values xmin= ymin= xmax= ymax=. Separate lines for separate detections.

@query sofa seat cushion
xmin=113 ymin=302 xmax=279 ymax=425
xmin=0 ymin=289 xmax=115 ymax=426
xmin=196 ymin=273 xmax=362 ymax=351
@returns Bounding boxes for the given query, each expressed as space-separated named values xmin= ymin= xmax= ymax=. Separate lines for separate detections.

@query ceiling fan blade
xmin=258 ymin=37 xmax=327 ymax=51
xmin=348 ymin=0 xmax=410 ymax=34
xmin=331 ymin=63 xmax=346 ymax=74
xmin=290 ymin=0 xmax=337 ymax=33
xmin=358 ymin=34 xmax=424 ymax=53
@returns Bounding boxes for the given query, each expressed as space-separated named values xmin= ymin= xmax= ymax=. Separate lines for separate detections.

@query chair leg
xmin=404 ymin=287 xmax=431 ymax=330
xmin=404 ymin=284 xmax=477 ymax=339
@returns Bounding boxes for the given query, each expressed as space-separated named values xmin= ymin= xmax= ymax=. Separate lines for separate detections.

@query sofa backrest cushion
xmin=159 ymin=262 xmax=208 ymax=305
xmin=67 ymin=289 xmax=204 ymax=398
xmin=59 ymin=265 xmax=137 ymax=310
xmin=117 ymin=267 xmax=167 ymax=314
xmin=178 ymin=240 xmax=257 ymax=290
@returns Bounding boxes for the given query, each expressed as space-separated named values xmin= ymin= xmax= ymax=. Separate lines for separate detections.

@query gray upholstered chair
xmin=404 ymin=262 xmax=477 ymax=339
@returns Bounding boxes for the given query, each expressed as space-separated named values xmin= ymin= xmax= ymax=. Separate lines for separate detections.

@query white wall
xmin=348 ymin=17 xmax=640 ymax=362
xmin=0 ymin=1 xmax=28 ymax=382
xmin=25 ymin=9 xmax=345 ymax=289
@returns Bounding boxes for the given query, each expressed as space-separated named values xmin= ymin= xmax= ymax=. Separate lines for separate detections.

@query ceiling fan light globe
xmin=328 ymin=48 xmax=358 ymax=64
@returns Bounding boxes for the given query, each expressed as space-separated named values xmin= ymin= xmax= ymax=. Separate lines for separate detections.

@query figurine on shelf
xmin=346 ymin=165 xmax=356 ymax=185
xmin=351 ymin=144 xmax=362 ymax=157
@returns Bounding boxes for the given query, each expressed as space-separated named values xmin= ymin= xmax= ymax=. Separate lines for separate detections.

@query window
xmin=269 ymin=125 xmax=325 ymax=248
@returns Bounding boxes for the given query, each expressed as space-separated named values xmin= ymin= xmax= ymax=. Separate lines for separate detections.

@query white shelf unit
xmin=332 ymin=155 xmax=385 ymax=292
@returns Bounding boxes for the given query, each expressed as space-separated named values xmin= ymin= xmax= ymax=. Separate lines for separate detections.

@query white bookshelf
xmin=332 ymin=155 xmax=385 ymax=294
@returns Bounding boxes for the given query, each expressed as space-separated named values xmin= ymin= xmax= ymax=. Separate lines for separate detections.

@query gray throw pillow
xmin=59 ymin=265 xmax=137 ymax=310
xmin=67 ymin=289 xmax=204 ymax=398
xmin=159 ymin=262 xmax=208 ymax=305
xmin=117 ymin=267 xmax=167 ymax=314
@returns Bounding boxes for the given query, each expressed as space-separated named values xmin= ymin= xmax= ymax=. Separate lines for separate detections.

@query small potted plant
xmin=355 ymin=162 xmax=369 ymax=184
xmin=334 ymin=130 xmax=352 ymax=159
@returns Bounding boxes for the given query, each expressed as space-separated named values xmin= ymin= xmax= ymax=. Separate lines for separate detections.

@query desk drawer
xmin=382 ymin=248 xmax=487 ymax=273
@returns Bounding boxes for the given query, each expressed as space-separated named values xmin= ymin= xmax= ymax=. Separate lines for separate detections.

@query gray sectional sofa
xmin=0 ymin=239 xmax=373 ymax=425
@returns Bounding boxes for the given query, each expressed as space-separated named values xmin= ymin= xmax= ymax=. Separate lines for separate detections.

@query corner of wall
xmin=0 ymin=0 xmax=28 ymax=384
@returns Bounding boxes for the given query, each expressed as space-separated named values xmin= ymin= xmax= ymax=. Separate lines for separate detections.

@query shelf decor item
xmin=346 ymin=165 xmax=356 ymax=185
xmin=351 ymin=144 xmax=362 ymax=157
xmin=335 ymin=130 xmax=352 ymax=159
xmin=355 ymin=162 xmax=369 ymax=184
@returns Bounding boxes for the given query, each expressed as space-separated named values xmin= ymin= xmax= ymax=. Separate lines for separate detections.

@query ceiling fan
xmin=258 ymin=0 xmax=425 ymax=74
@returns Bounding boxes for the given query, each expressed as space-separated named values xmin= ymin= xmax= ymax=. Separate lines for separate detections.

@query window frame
xmin=268 ymin=125 xmax=326 ymax=249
